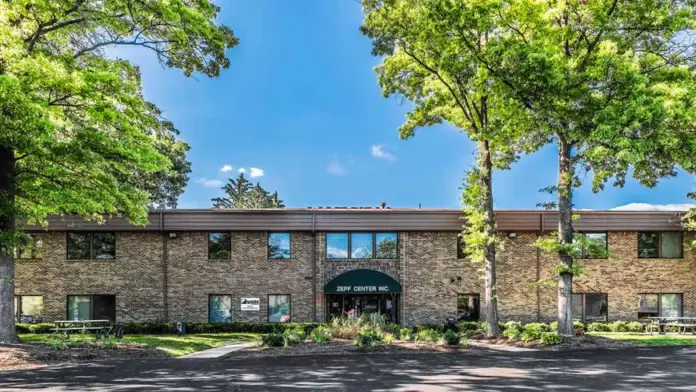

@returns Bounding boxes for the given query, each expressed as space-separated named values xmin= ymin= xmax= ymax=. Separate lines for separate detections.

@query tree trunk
xmin=479 ymin=140 xmax=500 ymax=337
xmin=0 ymin=146 xmax=18 ymax=343
xmin=556 ymin=137 xmax=574 ymax=337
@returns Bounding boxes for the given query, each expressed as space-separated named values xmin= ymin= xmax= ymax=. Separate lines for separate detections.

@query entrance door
xmin=325 ymin=294 xmax=399 ymax=324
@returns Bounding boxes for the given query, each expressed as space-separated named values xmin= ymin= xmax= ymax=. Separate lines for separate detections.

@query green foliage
xmin=541 ymin=332 xmax=562 ymax=345
xmin=329 ymin=317 xmax=365 ymax=340
xmin=414 ymin=328 xmax=443 ymax=344
xmin=310 ymin=326 xmax=332 ymax=344
xmin=456 ymin=322 xmax=483 ymax=334
xmin=261 ymin=333 xmax=284 ymax=348
xmin=282 ymin=326 xmax=306 ymax=346
xmin=443 ymin=330 xmax=460 ymax=345
xmin=353 ymin=328 xmax=383 ymax=348
xmin=520 ymin=323 xmax=550 ymax=342
xmin=45 ymin=334 xmax=68 ymax=350
xmin=398 ymin=328 xmax=412 ymax=341
xmin=382 ymin=332 xmax=395 ymax=344
xmin=609 ymin=321 xmax=630 ymax=333
xmin=99 ymin=338 xmax=121 ymax=349
xmin=211 ymin=174 xmax=284 ymax=209
xmin=574 ymin=321 xmax=586 ymax=335
xmin=502 ymin=327 xmax=522 ymax=340
xmin=626 ymin=322 xmax=645 ymax=333
xmin=15 ymin=323 xmax=54 ymax=334
xmin=586 ymin=322 xmax=611 ymax=333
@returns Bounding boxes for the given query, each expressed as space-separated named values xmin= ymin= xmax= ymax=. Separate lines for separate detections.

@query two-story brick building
xmin=12 ymin=208 xmax=694 ymax=326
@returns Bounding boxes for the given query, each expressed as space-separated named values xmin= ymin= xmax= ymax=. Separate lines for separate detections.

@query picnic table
xmin=646 ymin=317 xmax=696 ymax=335
xmin=51 ymin=320 xmax=114 ymax=338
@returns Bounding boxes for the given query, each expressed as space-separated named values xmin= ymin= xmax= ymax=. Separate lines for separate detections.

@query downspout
xmin=312 ymin=212 xmax=317 ymax=322
xmin=161 ymin=211 xmax=169 ymax=323
xmin=536 ymin=213 xmax=542 ymax=321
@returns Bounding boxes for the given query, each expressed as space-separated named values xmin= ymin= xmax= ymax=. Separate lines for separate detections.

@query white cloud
xmin=238 ymin=168 xmax=246 ymax=174
xmin=611 ymin=203 xmax=696 ymax=211
xmin=326 ymin=247 xmax=348 ymax=259
xmin=371 ymin=145 xmax=396 ymax=161
xmin=220 ymin=164 xmax=233 ymax=172
xmin=327 ymin=156 xmax=347 ymax=176
xmin=249 ymin=167 xmax=264 ymax=178
xmin=196 ymin=178 xmax=223 ymax=188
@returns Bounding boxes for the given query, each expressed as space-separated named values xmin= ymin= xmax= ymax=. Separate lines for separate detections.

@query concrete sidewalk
xmin=178 ymin=341 xmax=256 ymax=359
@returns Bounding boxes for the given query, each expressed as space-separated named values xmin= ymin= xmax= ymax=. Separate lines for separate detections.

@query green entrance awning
xmin=324 ymin=269 xmax=402 ymax=294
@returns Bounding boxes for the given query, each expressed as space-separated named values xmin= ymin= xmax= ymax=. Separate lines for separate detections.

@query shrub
xmin=627 ymin=322 xmax=644 ymax=333
xmin=519 ymin=323 xmax=548 ymax=342
xmin=353 ymin=328 xmax=382 ymax=348
xmin=586 ymin=322 xmax=611 ymax=332
xmin=329 ymin=317 xmax=364 ymax=340
xmin=549 ymin=321 xmax=558 ymax=331
xmin=16 ymin=323 xmax=55 ymax=334
xmin=443 ymin=330 xmax=460 ymax=345
xmin=541 ymin=332 xmax=562 ymax=345
xmin=382 ymin=333 xmax=395 ymax=344
xmin=45 ymin=334 xmax=69 ymax=350
xmin=503 ymin=321 xmax=523 ymax=332
xmin=573 ymin=321 xmax=585 ymax=335
xmin=609 ymin=321 xmax=630 ymax=333
xmin=99 ymin=338 xmax=120 ymax=349
xmin=415 ymin=328 xmax=442 ymax=344
xmin=414 ymin=323 xmax=445 ymax=333
xmin=310 ymin=326 xmax=332 ymax=344
xmin=398 ymin=328 xmax=412 ymax=341
xmin=381 ymin=323 xmax=401 ymax=335
xmin=456 ymin=322 xmax=482 ymax=334
xmin=117 ymin=322 xmax=322 ymax=335
xmin=502 ymin=326 xmax=522 ymax=340
xmin=283 ymin=326 xmax=306 ymax=346
xmin=261 ymin=333 xmax=284 ymax=347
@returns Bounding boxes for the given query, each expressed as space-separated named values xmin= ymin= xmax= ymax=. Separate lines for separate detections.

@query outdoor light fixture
xmin=169 ymin=232 xmax=177 ymax=238
xmin=509 ymin=232 xmax=517 ymax=238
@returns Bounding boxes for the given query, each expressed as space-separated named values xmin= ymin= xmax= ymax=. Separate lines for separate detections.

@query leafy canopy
xmin=0 ymin=0 xmax=237 ymax=230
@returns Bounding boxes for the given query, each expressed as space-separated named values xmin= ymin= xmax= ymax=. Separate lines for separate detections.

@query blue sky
xmin=119 ymin=0 xmax=694 ymax=210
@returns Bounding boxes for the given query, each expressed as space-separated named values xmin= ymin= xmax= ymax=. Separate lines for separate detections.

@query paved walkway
xmin=179 ymin=341 xmax=256 ymax=359
xmin=1 ymin=346 xmax=696 ymax=391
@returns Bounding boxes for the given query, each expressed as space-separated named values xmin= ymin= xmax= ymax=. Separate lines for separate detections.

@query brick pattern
xmin=15 ymin=230 xmax=696 ymax=325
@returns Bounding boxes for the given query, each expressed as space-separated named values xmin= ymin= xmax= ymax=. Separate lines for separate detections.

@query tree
xmin=212 ymin=174 xmax=285 ymax=209
xmin=424 ymin=0 xmax=696 ymax=335
xmin=0 ymin=0 xmax=238 ymax=342
xmin=361 ymin=0 xmax=543 ymax=337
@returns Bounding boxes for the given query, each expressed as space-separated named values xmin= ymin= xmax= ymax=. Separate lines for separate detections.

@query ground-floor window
xmin=209 ymin=295 xmax=233 ymax=323
xmin=638 ymin=293 xmax=683 ymax=318
xmin=571 ymin=293 xmax=608 ymax=322
xmin=326 ymin=294 xmax=399 ymax=323
xmin=14 ymin=295 xmax=44 ymax=323
xmin=457 ymin=294 xmax=480 ymax=321
xmin=268 ymin=294 xmax=291 ymax=322
xmin=67 ymin=295 xmax=116 ymax=321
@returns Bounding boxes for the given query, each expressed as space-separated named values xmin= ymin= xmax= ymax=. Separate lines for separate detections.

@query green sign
xmin=324 ymin=269 xmax=402 ymax=294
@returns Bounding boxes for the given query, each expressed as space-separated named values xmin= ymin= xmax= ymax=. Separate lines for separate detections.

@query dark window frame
xmin=208 ymin=294 xmax=233 ymax=323
xmin=572 ymin=293 xmax=609 ymax=322
xmin=638 ymin=231 xmax=683 ymax=259
xmin=325 ymin=232 xmax=399 ymax=260
xmin=207 ymin=232 xmax=232 ymax=260
xmin=268 ymin=232 xmax=292 ymax=260
xmin=638 ymin=293 xmax=683 ymax=318
xmin=457 ymin=233 xmax=466 ymax=259
xmin=66 ymin=232 xmax=116 ymax=260
xmin=267 ymin=294 xmax=291 ymax=323
xmin=456 ymin=293 xmax=480 ymax=321
xmin=14 ymin=294 xmax=44 ymax=322
xmin=16 ymin=233 xmax=43 ymax=260
xmin=66 ymin=294 xmax=116 ymax=321
xmin=574 ymin=232 xmax=608 ymax=259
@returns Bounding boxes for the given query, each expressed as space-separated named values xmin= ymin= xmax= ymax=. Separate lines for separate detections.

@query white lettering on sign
xmin=335 ymin=285 xmax=391 ymax=292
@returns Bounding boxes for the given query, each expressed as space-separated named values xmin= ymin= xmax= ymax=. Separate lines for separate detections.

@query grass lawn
xmin=19 ymin=333 xmax=262 ymax=357
xmin=589 ymin=332 xmax=696 ymax=346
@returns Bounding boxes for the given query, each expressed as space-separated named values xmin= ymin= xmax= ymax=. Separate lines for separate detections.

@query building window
xmin=457 ymin=233 xmax=466 ymax=259
xmin=326 ymin=233 xmax=349 ymax=259
xmin=571 ymin=293 xmax=608 ymax=322
xmin=67 ymin=295 xmax=116 ymax=321
xmin=351 ymin=233 xmax=373 ymax=259
xmin=268 ymin=294 xmax=291 ymax=322
xmin=16 ymin=234 xmax=43 ymax=260
xmin=457 ymin=294 xmax=480 ymax=321
xmin=208 ymin=232 xmax=232 ymax=260
xmin=572 ymin=232 xmax=608 ymax=259
xmin=268 ymin=232 xmax=291 ymax=259
xmin=14 ymin=295 xmax=43 ymax=323
xmin=209 ymin=295 xmax=233 ymax=323
xmin=638 ymin=293 xmax=683 ymax=318
xmin=638 ymin=232 xmax=682 ymax=259
xmin=326 ymin=232 xmax=399 ymax=260
xmin=67 ymin=232 xmax=116 ymax=260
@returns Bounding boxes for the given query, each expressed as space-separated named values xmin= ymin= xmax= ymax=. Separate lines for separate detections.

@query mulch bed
xmin=226 ymin=339 xmax=471 ymax=360
xmin=469 ymin=334 xmax=634 ymax=351
xmin=0 ymin=342 xmax=167 ymax=372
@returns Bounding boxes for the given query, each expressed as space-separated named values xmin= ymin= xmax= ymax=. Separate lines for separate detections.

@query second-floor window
xmin=16 ymin=234 xmax=43 ymax=260
xmin=572 ymin=232 xmax=608 ymax=259
xmin=268 ymin=232 xmax=291 ymax=259
xmin=638 ymin=232 xmax=682 ymax=259
xmin=208 ymin=232 xmax=231 ymax=259
xmin=67 ymin=232 xmax=115 ymax=260
xmin=326 ymin=232 xmax=398 ymax=259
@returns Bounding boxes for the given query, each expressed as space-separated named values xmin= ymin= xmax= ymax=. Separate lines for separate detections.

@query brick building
xmin=12 ymin=209 xmax=694 ymax=326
